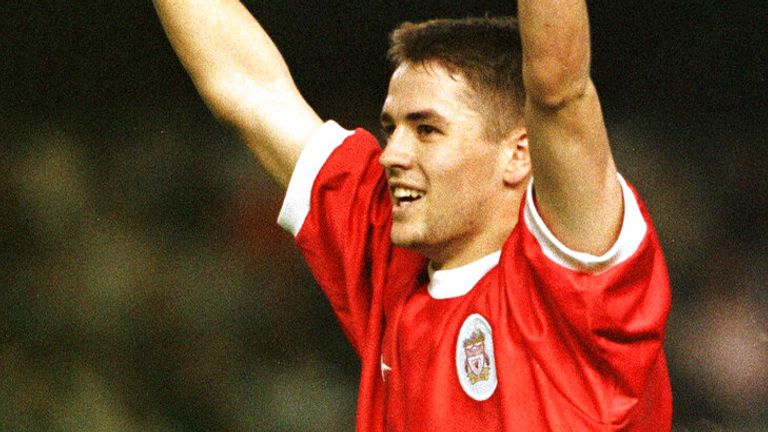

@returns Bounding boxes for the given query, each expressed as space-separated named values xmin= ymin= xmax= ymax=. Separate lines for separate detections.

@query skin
xmin=153 ymin=0 xmax=322 ymax=188
xmin=519 ymin=0 xmax=623 ymax=255
xmin=379 ymin=62 xmax=531 ymax=270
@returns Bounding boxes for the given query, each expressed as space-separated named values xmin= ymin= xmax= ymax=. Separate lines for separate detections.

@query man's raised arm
xmin=518 ymin=1 xmax=624 ymax=255
xmin=154 ymin=0 xmax=322 ymax=188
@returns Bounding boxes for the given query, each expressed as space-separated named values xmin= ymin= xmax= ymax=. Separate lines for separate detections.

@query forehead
xmin=382 ymin=61 xmax=479 ymax=120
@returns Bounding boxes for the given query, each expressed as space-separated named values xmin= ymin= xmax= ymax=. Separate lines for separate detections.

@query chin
xmin=390 ymin=226 xmax=422 ymax=249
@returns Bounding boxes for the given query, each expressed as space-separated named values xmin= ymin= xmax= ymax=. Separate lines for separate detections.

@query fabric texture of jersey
xmin=278 ymin=121 xmax=672 ymax=431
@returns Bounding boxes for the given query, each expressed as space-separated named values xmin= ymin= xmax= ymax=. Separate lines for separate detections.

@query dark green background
xmin=2 ymin=1 xmax=766 ymax=430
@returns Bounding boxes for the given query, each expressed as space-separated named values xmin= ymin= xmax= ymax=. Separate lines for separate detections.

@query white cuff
xmin=523 ymin=175 xmax=647 ymax=273
xmin=277 ymin=121 xmax=355 ymax=237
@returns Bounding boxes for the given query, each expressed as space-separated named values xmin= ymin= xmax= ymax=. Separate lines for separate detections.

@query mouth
xmin=391 ymin=186 xmax=425 ymax=209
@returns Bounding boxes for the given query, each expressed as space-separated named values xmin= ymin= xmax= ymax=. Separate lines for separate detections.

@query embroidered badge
xmin=456 ymin=313 xmax=498 ymax=401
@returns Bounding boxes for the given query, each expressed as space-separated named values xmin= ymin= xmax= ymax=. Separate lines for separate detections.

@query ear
xmin=502 ymin=129 xmax=531 ymax=186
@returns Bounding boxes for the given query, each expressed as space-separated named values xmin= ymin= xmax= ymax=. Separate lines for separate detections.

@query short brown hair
xmin=388 ymin=16 xmax=525 ymax=140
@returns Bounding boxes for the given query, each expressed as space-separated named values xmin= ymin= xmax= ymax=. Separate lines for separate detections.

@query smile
xmin=391 ymin=186 xmax=425 ymax=207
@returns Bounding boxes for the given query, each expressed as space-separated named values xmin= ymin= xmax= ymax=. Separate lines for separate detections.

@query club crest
xmin=455 ymin=313 xmax=497 ymax=401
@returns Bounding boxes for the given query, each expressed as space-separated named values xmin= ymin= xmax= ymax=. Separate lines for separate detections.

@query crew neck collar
xmin=427 ymin=251 xmax=501 ymax=300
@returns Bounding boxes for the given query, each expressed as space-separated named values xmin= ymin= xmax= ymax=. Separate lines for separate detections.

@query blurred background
xmin=1 ymin=1 xmax=766 ymax=431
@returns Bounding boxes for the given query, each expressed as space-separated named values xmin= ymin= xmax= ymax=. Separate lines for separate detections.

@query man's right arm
xmin=154 ymin=0 xmax=323 ymax=188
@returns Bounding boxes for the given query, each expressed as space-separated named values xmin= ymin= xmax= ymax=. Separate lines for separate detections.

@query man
xmin=154 ymin=1 xmax=672 ymax=430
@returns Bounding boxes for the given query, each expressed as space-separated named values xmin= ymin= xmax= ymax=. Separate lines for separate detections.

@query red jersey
xmin=278 ymin=121 xmax=672 ymax=431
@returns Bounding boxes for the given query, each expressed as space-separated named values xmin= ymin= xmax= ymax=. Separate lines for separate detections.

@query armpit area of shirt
xmin=523 ymin=174 xmax=647 ymax=273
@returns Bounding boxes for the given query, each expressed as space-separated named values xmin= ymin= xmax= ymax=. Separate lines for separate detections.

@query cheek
xmin=444 ymin=155 xmax=499 ymax=194
xmin=423 ymin=145 xmax=501 ymax=207
xmin=449 ymin=165 xmax=501 ymax=219
xmin=429 ymin=179 xmax=483 ymax=222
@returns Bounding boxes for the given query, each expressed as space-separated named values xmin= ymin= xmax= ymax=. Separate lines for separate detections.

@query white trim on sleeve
xmin=277 ymin=121 xmax=355 ymax=237
xmin=523 ymin=174 xmax=647 ymax=273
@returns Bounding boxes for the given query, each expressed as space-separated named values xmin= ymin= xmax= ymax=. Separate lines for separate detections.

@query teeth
xmin=393 ymin=187 xmax=424 ymax=200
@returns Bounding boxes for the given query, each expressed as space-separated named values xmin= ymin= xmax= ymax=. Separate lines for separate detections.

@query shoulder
xmin=277 ymin=122 xmax=380 ymax=236
xmin=518 ymin=174 xmax=653 ymax=274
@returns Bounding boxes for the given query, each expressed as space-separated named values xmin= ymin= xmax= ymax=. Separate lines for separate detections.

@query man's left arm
xmin=518 ymin=0 xmax=623 ymax=255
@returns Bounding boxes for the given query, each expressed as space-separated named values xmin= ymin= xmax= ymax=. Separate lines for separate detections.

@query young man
xmin=155 ymin=1 xmax=672 ymax=430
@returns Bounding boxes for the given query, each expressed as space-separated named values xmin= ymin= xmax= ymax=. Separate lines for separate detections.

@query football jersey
xmin=278 ymin=121 xmax=672 ymax=431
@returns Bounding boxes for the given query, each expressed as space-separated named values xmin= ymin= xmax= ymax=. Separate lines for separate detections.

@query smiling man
xmin=378 ymin=60 xmax=524 ymax=268
xmin=155 ymin=1 xmax=672 ymax=430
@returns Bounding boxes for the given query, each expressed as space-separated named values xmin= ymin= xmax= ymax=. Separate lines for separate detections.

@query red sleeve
xmin=503 ymin=177 xmax=672 ymax=425
xmin=278 ymin=123 xmax=394 ymax=356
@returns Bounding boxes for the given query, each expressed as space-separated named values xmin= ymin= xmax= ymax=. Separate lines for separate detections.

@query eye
xmin=380 ymin=123 xmax=395 ymax=138
xmin=416 ymin=124 xmax=439 ymax=136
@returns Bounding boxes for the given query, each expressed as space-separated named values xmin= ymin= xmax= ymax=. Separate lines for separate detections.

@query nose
xmin=379 ymin=129 xmax=415 ymax=171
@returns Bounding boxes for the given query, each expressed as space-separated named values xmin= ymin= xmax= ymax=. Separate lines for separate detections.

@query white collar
xmin=427 ymin=251 xmax=501 ymax=300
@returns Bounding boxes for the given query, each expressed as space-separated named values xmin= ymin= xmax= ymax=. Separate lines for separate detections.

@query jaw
xmin=389 ymin=215 xmax=422 ymax=247
xmin=389 ymin=214 xmax=450 ymax=264
xmin=389 ymin=200 xmax=515 ymax=270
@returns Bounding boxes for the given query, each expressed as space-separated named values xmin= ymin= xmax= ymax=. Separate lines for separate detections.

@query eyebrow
xmin=380 ymin=109 xmax=449 ymax=125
